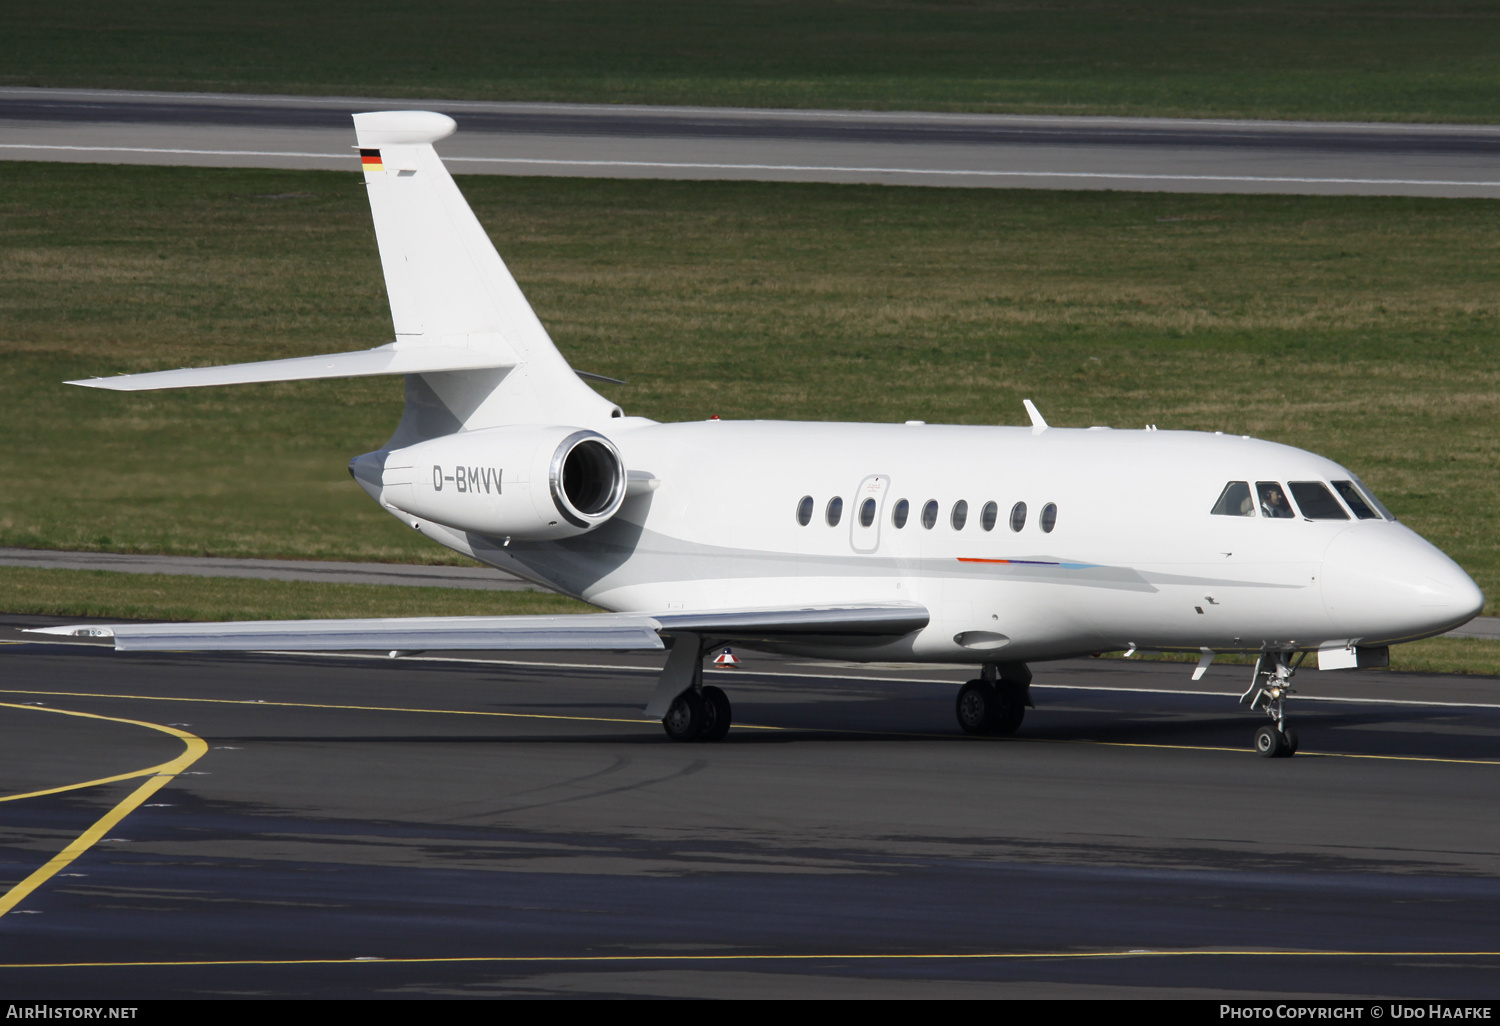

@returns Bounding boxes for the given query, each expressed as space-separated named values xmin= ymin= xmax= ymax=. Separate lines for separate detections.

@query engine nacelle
xmin=374 ymin=425 xmax=626 ymax=540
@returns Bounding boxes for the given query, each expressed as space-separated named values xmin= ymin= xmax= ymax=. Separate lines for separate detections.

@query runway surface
xmin=5 ymin=87 xmax=1500 ymax=196
xmin=2 ymin=614 xmax=1499 ymax=998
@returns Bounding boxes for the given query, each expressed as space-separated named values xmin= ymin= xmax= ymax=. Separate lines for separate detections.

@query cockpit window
xmin=1331 ymin=480 xmax=1380 ymax=520
xmin=1348 ymin=473 xmax=1396 ymax=521
xmin=1211 ymin=481 xmax=1255 ymax=517
xmin=1289 ymin=481 xmax=1350 ymax=520
xmin=1257 ymin=482 xmax=1295 ymax=519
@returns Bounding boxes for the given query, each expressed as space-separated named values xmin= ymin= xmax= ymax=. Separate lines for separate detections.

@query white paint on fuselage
xmin=436 ymin=419 xmax=1482 ymax=664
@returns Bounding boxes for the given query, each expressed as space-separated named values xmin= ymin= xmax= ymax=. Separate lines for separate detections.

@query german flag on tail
xmin=359 ymin=149 xmax=383 ymax=173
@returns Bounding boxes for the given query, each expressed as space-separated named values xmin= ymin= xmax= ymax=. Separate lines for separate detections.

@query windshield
xmin=1289 ymin=481 xmax=1350 ymax=520
xmin=1331 ymin=480 xmax=1379 ymax=520
xmin=1347 ymin=473 xmax=1396 ymax=520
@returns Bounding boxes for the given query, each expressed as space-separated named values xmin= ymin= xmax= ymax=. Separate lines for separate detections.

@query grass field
xmin=0 ymin=566 xmax=591 ymax=622
xmin=7 ymin=1 xmax=1500 ymax=122
xmin=1124 ymin=640 xmax=1500 ymax=677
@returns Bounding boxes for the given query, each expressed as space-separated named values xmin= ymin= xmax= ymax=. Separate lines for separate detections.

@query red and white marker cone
xmin=712 ymin=647 xmax=741 ymax=668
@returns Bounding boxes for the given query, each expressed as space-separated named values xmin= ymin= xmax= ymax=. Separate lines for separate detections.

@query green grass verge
xmin=0 ymin=566 xmax=592 ymax=622
xmin=2 ymin=162 xmax=1496 ymax=614
xmin=7 ymin=1 xmax=1500 ymax=122
xmin=1119 ymin=640 xmax=1500 ymax=677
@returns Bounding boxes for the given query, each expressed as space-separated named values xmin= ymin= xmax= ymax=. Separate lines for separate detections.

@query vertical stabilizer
xmin=354 ymin=111 xmax=618 ymax=438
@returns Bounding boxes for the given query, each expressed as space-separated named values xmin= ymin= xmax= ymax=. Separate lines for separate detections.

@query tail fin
xmin=70 ymin=111 xmax=619 ymax=442
xmin=354 ymin=111 xmax=618 ymax=442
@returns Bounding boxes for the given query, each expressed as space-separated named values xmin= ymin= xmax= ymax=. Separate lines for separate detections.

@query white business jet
xmin=33 ymin=112 xmax=1484 ymax=757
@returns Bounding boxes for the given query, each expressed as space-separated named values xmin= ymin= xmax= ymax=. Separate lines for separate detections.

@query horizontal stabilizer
xmin=67 ymin=344 xmax=514 ymax=392
xmin=26 ymin=604 xmax=928 ymax=653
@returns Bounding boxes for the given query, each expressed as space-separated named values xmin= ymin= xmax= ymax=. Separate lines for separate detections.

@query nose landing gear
xmin=1241 ymin=651 xmax=1305 ymax=758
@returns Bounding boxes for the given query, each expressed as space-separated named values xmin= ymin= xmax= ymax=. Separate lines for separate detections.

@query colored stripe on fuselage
xmin=958 ymin=557 xmax=1099 ymax=569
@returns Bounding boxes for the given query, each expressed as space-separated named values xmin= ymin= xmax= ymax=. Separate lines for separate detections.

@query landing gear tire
xmin=1281 ymin=727 xmax=1299 ymax=757
xmin=1254 ymin=724 xmax=1292 ymax=758
xmin=663 ymin=690 xmax=707 ymax=742
xmin=698 ymin=685 xmax=732 ymax=742
xmin=956 ymin=680 xmax=997 ymax=735
xmin=992 ymin=683 xmax=1026 ymax=736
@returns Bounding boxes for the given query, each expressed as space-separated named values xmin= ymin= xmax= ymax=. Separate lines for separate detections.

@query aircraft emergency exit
xmin=34 ymin=111 xmax=1485 ymax=757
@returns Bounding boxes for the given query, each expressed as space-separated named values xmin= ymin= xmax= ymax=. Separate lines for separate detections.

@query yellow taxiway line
xmin=0 ymin=702 xmax=207 ymax=918
xmin=0 ymin=687 xmax=785 ymax=730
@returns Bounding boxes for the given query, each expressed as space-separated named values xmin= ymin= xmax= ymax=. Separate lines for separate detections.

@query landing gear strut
xmin=1241 ymin=651 xmax=1305 ymax=758
xmin=956 ymin=662 xmax=1032 ymax=736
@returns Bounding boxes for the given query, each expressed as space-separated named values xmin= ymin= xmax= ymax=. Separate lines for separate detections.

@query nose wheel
xmin=1242 ymin=651 xmax=1305 ymax=758
xmin=1253 ymin=724 xmax=1299 ymax=758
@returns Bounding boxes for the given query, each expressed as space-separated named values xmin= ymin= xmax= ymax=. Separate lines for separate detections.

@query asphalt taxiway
xmin=5 ymin=87 xmax=1500 ymax=196
xmin=2 ymin=614 xmax=1498 ymax=998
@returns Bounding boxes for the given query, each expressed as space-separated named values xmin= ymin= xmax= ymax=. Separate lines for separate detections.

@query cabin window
xmin=1257 ymin=482 xmax=1295 ymax=519
xmin=892 ymin=498 xmax=910 ymax=528
xmin=1289 ymin=481 xmax=1349 ymax=520
xmin=796 ymin=495 xmax=814 ymax=526
xmin=1331 ymin=480 xmax=1380 ymax=520
xmin=1041 ymin=502 xmax=1057 ymax=533
xmin=1211 ymin=481 xmax=1255 ymax=517
xmin=859 ymin=497 xmax=877 ymax=528
xmin=951 ymin=500 xmax=968 ymax=530
xmin=1010 ymin=501 xmax=1028 ymax=532
xmin=826 ymin=496 xmax=843 ymax=527
xmin=981 ymin=501 xmax=998 ymax=531
xmin=921 ymin=500 xmax=939 ymax=530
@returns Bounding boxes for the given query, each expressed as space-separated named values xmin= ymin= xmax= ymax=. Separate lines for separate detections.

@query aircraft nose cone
xmin=1322 ymin=524 xmax=1485 ymax=642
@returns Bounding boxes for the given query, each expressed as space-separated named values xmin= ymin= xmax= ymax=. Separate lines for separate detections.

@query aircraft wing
xmin=24 ymin=604 xmax=929 ymax=653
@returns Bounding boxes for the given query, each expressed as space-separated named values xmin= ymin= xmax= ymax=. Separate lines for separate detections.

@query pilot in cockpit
xmin=1258 ymin=482 xmax=1295 ymax=519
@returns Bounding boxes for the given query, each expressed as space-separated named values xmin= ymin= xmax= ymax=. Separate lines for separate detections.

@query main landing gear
xmin=647 ymin=632 xmax=735 ymax=742
xmin=956 ymin=662 xmax=1033 ymax=736
xmin=663 ymin=684 xmax=732 ymax=743
xmin=1241 ymin=650 xmax=1306 ymax=758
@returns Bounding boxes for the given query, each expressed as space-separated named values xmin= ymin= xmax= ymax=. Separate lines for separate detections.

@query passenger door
xmin=850 ymin=475 xmax=890 ymax=553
